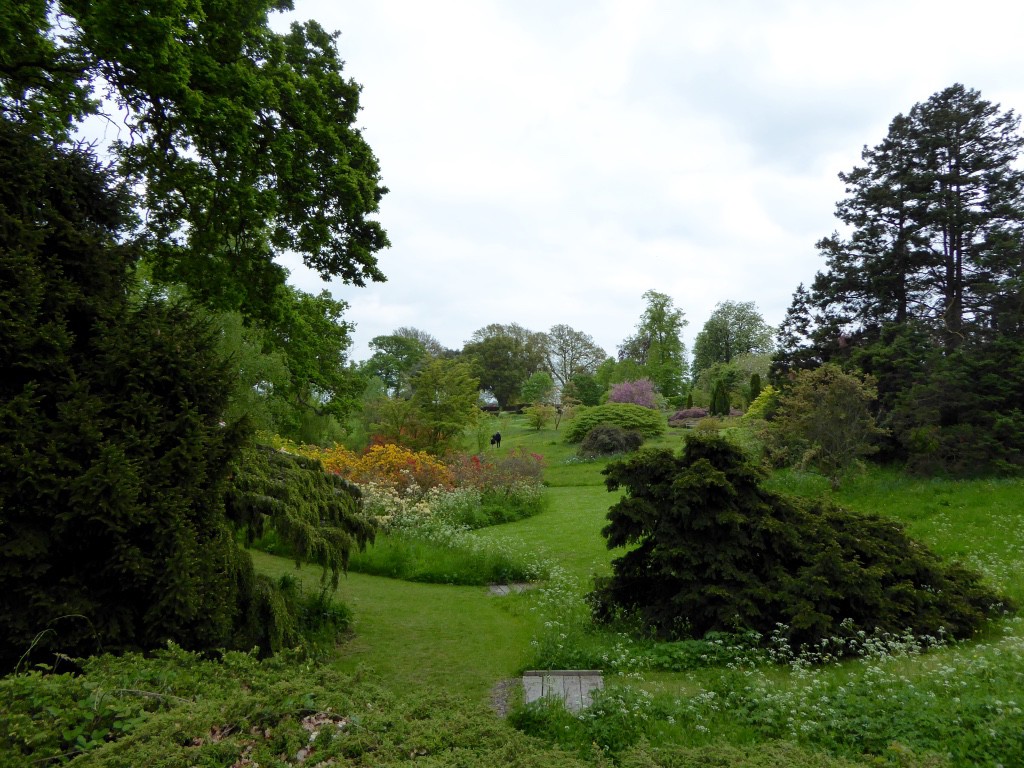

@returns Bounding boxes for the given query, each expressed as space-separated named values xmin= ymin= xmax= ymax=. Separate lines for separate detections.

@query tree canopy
xmin=618 ymin=290 xmax=689 ymax=398
xmin=692 ymin=301 xmax=774 ymax=382
xmin=544 ymin=324 xmax=606 ymax=390
xmin=775 ymin=84 xmax=1024 ymax=473
xmin=463 ymin=323 xmax=547 ymax=409
xmin=1 ymin=0 xmax=389 ymax=320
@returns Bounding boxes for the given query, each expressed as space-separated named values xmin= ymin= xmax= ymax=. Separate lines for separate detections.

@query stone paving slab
xmin=487 ymin=583 xmax=535 ymax=596
xmin=522 ymin=670 xmax=604 ymax=712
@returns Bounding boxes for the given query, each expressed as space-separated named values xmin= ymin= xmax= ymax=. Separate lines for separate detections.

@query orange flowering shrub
xmin=270 ymin=436 xmax=545 ymax=528
xmin=351 ymin=444 xmax=453 ymax=491
xmin=276 ymin=440 xmax=452 ymax=493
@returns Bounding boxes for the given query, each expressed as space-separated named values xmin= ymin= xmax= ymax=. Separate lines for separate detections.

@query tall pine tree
xmin=776 ymin=85 xmax=1024 ymax=472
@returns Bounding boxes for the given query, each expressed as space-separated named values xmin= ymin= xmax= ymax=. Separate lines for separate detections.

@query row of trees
xmin=358 ymin=293 xmax=777 ymax=426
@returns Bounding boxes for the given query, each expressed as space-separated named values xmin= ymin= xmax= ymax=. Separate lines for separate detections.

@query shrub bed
xmin=578 ymin=424 xmax=644 ymax=458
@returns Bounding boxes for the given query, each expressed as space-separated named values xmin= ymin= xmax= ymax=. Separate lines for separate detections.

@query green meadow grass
xmin=345 ymin=528 xmax=548 ymax=586
xmin=250 ymin=549 xmax=539 ymax=700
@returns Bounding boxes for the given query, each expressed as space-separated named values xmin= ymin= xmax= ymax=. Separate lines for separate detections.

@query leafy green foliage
xmin=367 ymin=359 xmax=480 ymax=454
xmin=544 ymin=324 xmax=606 ymax=389
xmin=519 ymin=370 xmax=555 ymax=405
xmin=692 ymin=300 xmax=775 ymax=382
xmin=578 ymin=425 xmax=644 ymax=458
xmin=269 ymin=287 xmax=363 ymax=444
xmin=523 ymin=403 xmax=557 ymax=430
xmin=363 ymin=333 xmax=429 ymax=396
xmin=462 ymin=323 xmax=547 ymax=409
xmin=408 ymin=358 xmax=480 ymax=454
xmin=2 ymin=1 xmax=389 ymax=319
xmin=770 ymin=364 xmax=885 ymax=487
xmin=563 ymin=372 xmax=604 ymax=406
xmin=743 ymin=384 xmax=779 ymax=421
xmin=618 ymin=290 xmax=689 ymax=397
xmin=592 ymin=434 xmax=1011 ymax=649
xmin=564 ymin=403 xmax=668 ymax=443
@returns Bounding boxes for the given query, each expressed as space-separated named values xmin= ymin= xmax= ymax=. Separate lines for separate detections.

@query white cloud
xmin=274 ymin=0 xmax=1024 ymax=361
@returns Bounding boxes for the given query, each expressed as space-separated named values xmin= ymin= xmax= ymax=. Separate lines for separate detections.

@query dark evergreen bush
xmin=710 ymin=380 xmax=730 ymax=416
xmin=591 ymin=434 xmax=1011 ymax=650
xmin=0 ymin=119 xmax=369 ymax=669
xmin=579 ymin=425 xmax=644 ymax=458
xmin=749 ymin=373 xmax=762 ymax=403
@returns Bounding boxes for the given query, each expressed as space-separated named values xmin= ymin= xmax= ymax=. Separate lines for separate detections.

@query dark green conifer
xmin=593 ymin=434 xmax=1010 ymax=650
xmin=0 ymin=118 xmax=370 ymax=669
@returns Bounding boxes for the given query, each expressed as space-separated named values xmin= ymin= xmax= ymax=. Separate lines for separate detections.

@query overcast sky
xmin=271 ymin=0 xmax=1024 ymax=363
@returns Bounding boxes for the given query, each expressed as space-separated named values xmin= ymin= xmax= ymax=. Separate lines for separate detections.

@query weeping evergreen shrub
xmin=591 ymin=434 xmax=1012 ymax=650
xmin=228 ymin=445 xmax=375 ymax=586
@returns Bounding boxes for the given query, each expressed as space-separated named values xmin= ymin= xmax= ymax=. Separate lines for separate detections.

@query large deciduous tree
xmin=407 ymin=359 xmax=480 ymax=455
xmin=691 ymin=301 xmax=775 ymax=382
xmin=1 ymin=0 xmax=389 ymax=320
xmin=618 ymin=290 xmax=689 ymax=398
xmin=544 ymin=324 xmax=606 ymax=389
xmin=392 ymin=326 xmax=448 ymax=357
xmin=462 ymin=323 xmax=547 ymax=409
xmin=363 ymin=334 xmax=429 ymax=396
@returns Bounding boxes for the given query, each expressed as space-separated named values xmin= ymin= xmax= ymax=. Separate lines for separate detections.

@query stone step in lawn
xmin=522 ymin=670 xmax=604 ymax=712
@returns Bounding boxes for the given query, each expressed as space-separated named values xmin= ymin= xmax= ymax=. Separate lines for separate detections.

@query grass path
xmin=251 ymin=550 xmax=538 ymax=701
xmin=250 ymin=422 xmax=620 ymax=703
xmin=475 ymin=486 xmax=617 ymax=578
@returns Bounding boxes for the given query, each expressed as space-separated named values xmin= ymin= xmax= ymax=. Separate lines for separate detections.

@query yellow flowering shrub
xmin=273 ymin=439 xmax=452 ymax=492
xmin=349 ymin=444 xmax=453 ymax=491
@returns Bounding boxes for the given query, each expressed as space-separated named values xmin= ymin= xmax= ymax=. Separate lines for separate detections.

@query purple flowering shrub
xmin=608 ymin=379 xmax=658 ymax=409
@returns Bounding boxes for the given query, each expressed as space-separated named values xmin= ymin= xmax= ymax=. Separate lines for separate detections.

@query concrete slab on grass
xmin=522 ymin=670 xmax=604 ymax=712
xmin=488 ymin=583 xmax=535 ymax=596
